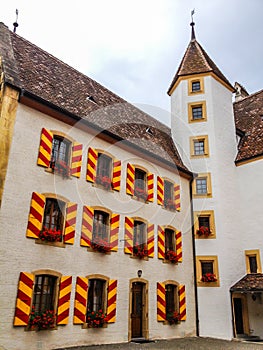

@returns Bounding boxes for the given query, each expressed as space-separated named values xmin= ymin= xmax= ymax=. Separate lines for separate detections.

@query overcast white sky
xmin=1 ymin=0 xmax=263 ymax=126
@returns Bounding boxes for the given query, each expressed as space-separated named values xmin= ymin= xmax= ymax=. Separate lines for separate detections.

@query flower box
xmin=51 ymin=160 xmax=71 ymax=178
xmin=134 ymin=187 xmax=148 ymax=201
xmin=39 ymin=227 xmax=62 ymax=242
xmin=86 ymin=310 xmax=108 ymax=328
xmin=166 ymin=311 xmax=181 ymax=325
xmin=95 ymin=174 xmax=112 ymax=190
xmin=29 ymin=307 xmax=56 ymax=331
xmin=165 ymin=250 xmax=178 ymax=263
xmin=201 ymin=273 xmax=217 ymax=282
xmin=164 ymin=199 xmax=176 ymax=211
xmin=196 ymin=226 xmax=211 ymax=237
xmin=91 ymin=237 xmax=111 ymax=253
xmin=133 ymin=245 xmax=148 ymax=258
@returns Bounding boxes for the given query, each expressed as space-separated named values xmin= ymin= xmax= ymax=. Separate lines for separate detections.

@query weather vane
xmin=191 ymin=9 xmax=195 ymax=23
xmin=13 ymin=9 xmax=19 ymax=33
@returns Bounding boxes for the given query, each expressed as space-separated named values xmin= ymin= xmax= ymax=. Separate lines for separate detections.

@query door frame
xmin=128 ymin=278 xmax=149 ymax=341
xmin=231 ymin=292 xmax=249 ymax=338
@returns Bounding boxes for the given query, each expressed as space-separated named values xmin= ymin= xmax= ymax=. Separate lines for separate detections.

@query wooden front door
xmin=131 ymin=282 xmax=143 ymax=338
xmin=232 ymin=293 xmax=249 ymax=337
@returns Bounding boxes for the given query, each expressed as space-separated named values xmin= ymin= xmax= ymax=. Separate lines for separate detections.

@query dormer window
xmin=188 ymin=77 xmax=204 ymax=95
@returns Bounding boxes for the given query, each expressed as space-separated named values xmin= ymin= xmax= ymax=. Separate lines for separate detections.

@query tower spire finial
xmin=190 ymin=9 xmax=196 ymax=40
xmin=13 ymin=9 xmax=19 ymax=33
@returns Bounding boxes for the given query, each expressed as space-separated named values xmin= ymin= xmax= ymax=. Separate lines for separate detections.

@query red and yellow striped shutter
xmin=73 ymin=277 xmax=88 ymax=324
xmin=147 ymin=223 xmax=154 ymax=258
xmin=26 ymin=192 xmax=45 ymax=239
xmin=80 ymin=206 xmax=94 ymax=247
xmin=179 ymin=285 xmax=186 ymax=321
xmin=37 ymin=128 xmax=53 ymax=167
xmin=158 ymin=225 xmax=165 ymax=259
xmin=157 ymin=176 xmax=164 ymax=206
xmin=126 ymin=163 xmax=135 ymax=196
xmin=174 ymin=183 xmax=181 ymax=211
xmin=64 ymin=202 xmax=77 ymax=244
xmin=13 ymin=272 xmax=34 ymax=326
xmin=124 ymin=216 xmax=134 ymax=254
xmin=71 ymin=142 xmax=82 ymax=178
xmin=57 ymin=276 xmax=72 ymax=325
xmin=157 ymin=282 xmax=166 ymax=322
xmin=176 ymin=230 xmax=182 ymax=262
xmin=107 ymin=280 xmax=117 ymax=323
xmin=112 ymin=159 xmax=121 ymax=191
xmin=86 ymin=147 xmax=98 ymax=183
xmin=147 ymin=172 xmax=154 ymax=202
xmin=110 ymin=213 xmax=119 ymax=252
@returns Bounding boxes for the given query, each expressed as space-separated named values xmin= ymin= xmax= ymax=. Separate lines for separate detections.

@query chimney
xmin=234 ymin=82 xmax=249 ymax=102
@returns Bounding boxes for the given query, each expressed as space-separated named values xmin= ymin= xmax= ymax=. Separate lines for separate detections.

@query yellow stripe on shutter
xmin=174 ymin=183 xmax=181 ymax=211
xmin=124 ymin=217 xmax=134 ymax=254
xmin=110 ymin=213 xmax=119 ymax=252
xmin=64 ymin=202 xmax=77 ymax=244
xmin=126 ymin=163 xmax=135 ymax=195
xmin=73 ymin=277 xmax=88 ymax=324
xmin=157 ymin=282 xmax=166 ymax=322
xmin=80 ymin=206 xmax=94 ymax=247
xmin=147 ymin=172 xmax=154 ymax=202
xmin=37 ymin=128 xmax=53 ymax=168
xmin=26 ymin=192 xmax=45 ymax=239
xmin=176 ymin=230 xmax=182 ymax=262
xmin=107 ymin=280 xmax=117 ymax=323
xmin=112 ymin=159 xmax=121 ymax=191
xmin=158 ymin=225 xmax=165 ymax=259
xmin=157 ymin=176 xmax=164 ymax=205
xmin=57 ymin=276 xmax=72 ymax=325
xmin=86 ymin=147 xmax=98 ymax=183
xmin=179 ymin=285 xmax=186 ymax=321
xmin=71 ymin=142 xmax=82 ymax=178
xmin=147 ymin=223 xmax=154 ymax=258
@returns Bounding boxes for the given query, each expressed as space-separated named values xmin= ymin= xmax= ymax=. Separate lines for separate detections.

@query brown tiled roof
xmin=0 ymin=22 xmax=190 ymax=174
xmin=230 ymin=274 xmax=263 ymax=292
xmin=167 ymin=38 xmax=234 ymax=94
xmin=234 ymin=89 xmax=263 ymax=163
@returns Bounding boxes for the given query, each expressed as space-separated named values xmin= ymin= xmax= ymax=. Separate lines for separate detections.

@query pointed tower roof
xmin=168 ymin=22 xmax=235 ymax=95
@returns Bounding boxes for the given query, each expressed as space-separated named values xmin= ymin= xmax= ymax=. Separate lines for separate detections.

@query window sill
xmin=87 ymin=247 xmax=111 ymax=255
xmin=45 ymin=167 xmax=72 ymax=180
xmin=92 ymin=183 xmax=114 ymax=192
xmin=193 ymin=193 xmax=212 ymax=198
xmin=35 ymin=239 xmax=66 ymax=248
xmin=130 ymin=255 xmax=149 ymax=261
xmin=82 ymin=322 xmax=108 ymax=329
xmin=197 ymin=281 xmax=220 ymax=287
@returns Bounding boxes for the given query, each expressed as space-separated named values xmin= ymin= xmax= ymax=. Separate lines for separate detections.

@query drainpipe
xmin=190 ymin=177 xmax=199 ymax=336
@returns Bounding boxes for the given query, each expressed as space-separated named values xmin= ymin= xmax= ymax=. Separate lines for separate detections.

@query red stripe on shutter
xmin=124 ymin=217 xmax=134 ymax=254
xmin=14 ymin=272 xmax=34 ymax=326
xmin=147 ymin=173 xmax=154 ymax=202
xmin=74 ymin=277 xmax=88 ymax=324
xmin=26 ymin=192 xmax=45 ymax=239
xmin=86 ymin=147 xmax=98 ymax=182
xmin=126 ymin=163 xmax=135 ymax=195
xmin=157 ymin=282 xmax=166 ymax=322
xmin=37 ymin=128 xmax=53 ymax=167
xmin=176 ymin=230 xmax=182 ymax=262
xmin=80 ymin=206 xmax=93 ymax=247
xmin=110 ymin=214 xmax=119 ymax=252
xmin=157 ymin=176 xmax=164 ymax=205
xmin=71 ymin=143 xmax=82 ymax=178
xmin=174 ymin=184 xmax=181 ymax=211
xmin=57 ymin=276 xmax=72 ymax=325
xmin=112 ymin=160 xmax=121 ymax=191
xmin=179 ymin=285 xmax=186 ymax=320
xmin=158 ymin=225 xmax=165 ymax=259
xmin=147 ymin=223 xmax=154 ymax=258
xmin=64 ymin=202 xmax=77 ymax=244
xmin=107 ymin=280 xmax=117 ymax=323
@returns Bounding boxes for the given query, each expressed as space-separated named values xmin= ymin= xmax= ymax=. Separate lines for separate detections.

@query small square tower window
xmin=192 ymin=81 xmax=201 ymax=92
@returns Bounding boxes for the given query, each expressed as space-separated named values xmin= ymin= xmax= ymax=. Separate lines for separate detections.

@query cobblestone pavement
xmin=56 ymin=337 xmax=263 ymax=350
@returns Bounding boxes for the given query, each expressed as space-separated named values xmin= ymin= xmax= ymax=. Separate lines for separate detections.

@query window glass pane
xmin=164 ymin=180 xmax=173 ymax=202
xmin=194 ymin=140 xmax=205 ymax=155
xmin=88 ymin=279 xmax=105 ymax=312
xmin=192 ymin=81 xmax=201 ymax=92
xmin=165 ymin=229 xmax=174 ymax=252
xmin=196 ymin=178 xmax=207 ymax=194
xmin=249 ymin=256 xmax=258 ymax=273
xmin=166 ymin=284 xmax=176 ymax=313
xmin=135 ymin=169 xmax=146 ymax=190
xmin=192 ymin=106 xmax=203 ymax=120
xmin=51 ymin=136 xmax=70 ymax=165
xmin=97 ymin=153 xmax=112 ymax=178
xmin=133 ymin=220 xmax=146 ymax=247
xmin=93 ymin=211 xmax=109 ymax=240
xmin=33 ymin=275 xmax=57 ymax=312
xmin=198 ymin=216 xmax=210 ymax=229
xmin=43 ymin=198 xmax=65 ymax=231
xmin=201 ymin=261 xmax=213 ymax=275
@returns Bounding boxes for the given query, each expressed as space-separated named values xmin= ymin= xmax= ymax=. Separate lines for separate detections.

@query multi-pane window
xmin=87 ymin=279 xmax=106 ymax=313
xmin=192 ymin=81 xmax=201 ymax=92
xmin=249 ymin=256 xmax=258 ymax=273
xmin=164 ymin=180 xmax=173 ymax=204
xmin=135 ymin=169 xmax=146 ymax=190
xmin=165 ymin=284 xmax=177 ymax=315
xmin=196 ymin=178 xmax=207 ymax=194
xmin=192 ymin=106 xmax=203 ymax=120
xmin=165 ymin=228 xmax=175 ymax=253
xmin=133 ymin=220 xmax=146 ymax=249
xmin=43 ymin=198 xmax=65 ymax=232
xmin=32 ymin=275 xmax=57 ymax=313
xmin=97 ymin=153 xmax=112 ymax=179
xmin=198 ymin=216 xmax=210 ymax=229
xmin=93 ymin=211 xmax=109 ymax=241
xmin=194 ymin=140 xmax=205 ymax=155
xmin=201 ymin=261 xmax=214 ymax=275
xmin=50 ymin=136 xmax=71 ymax=167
